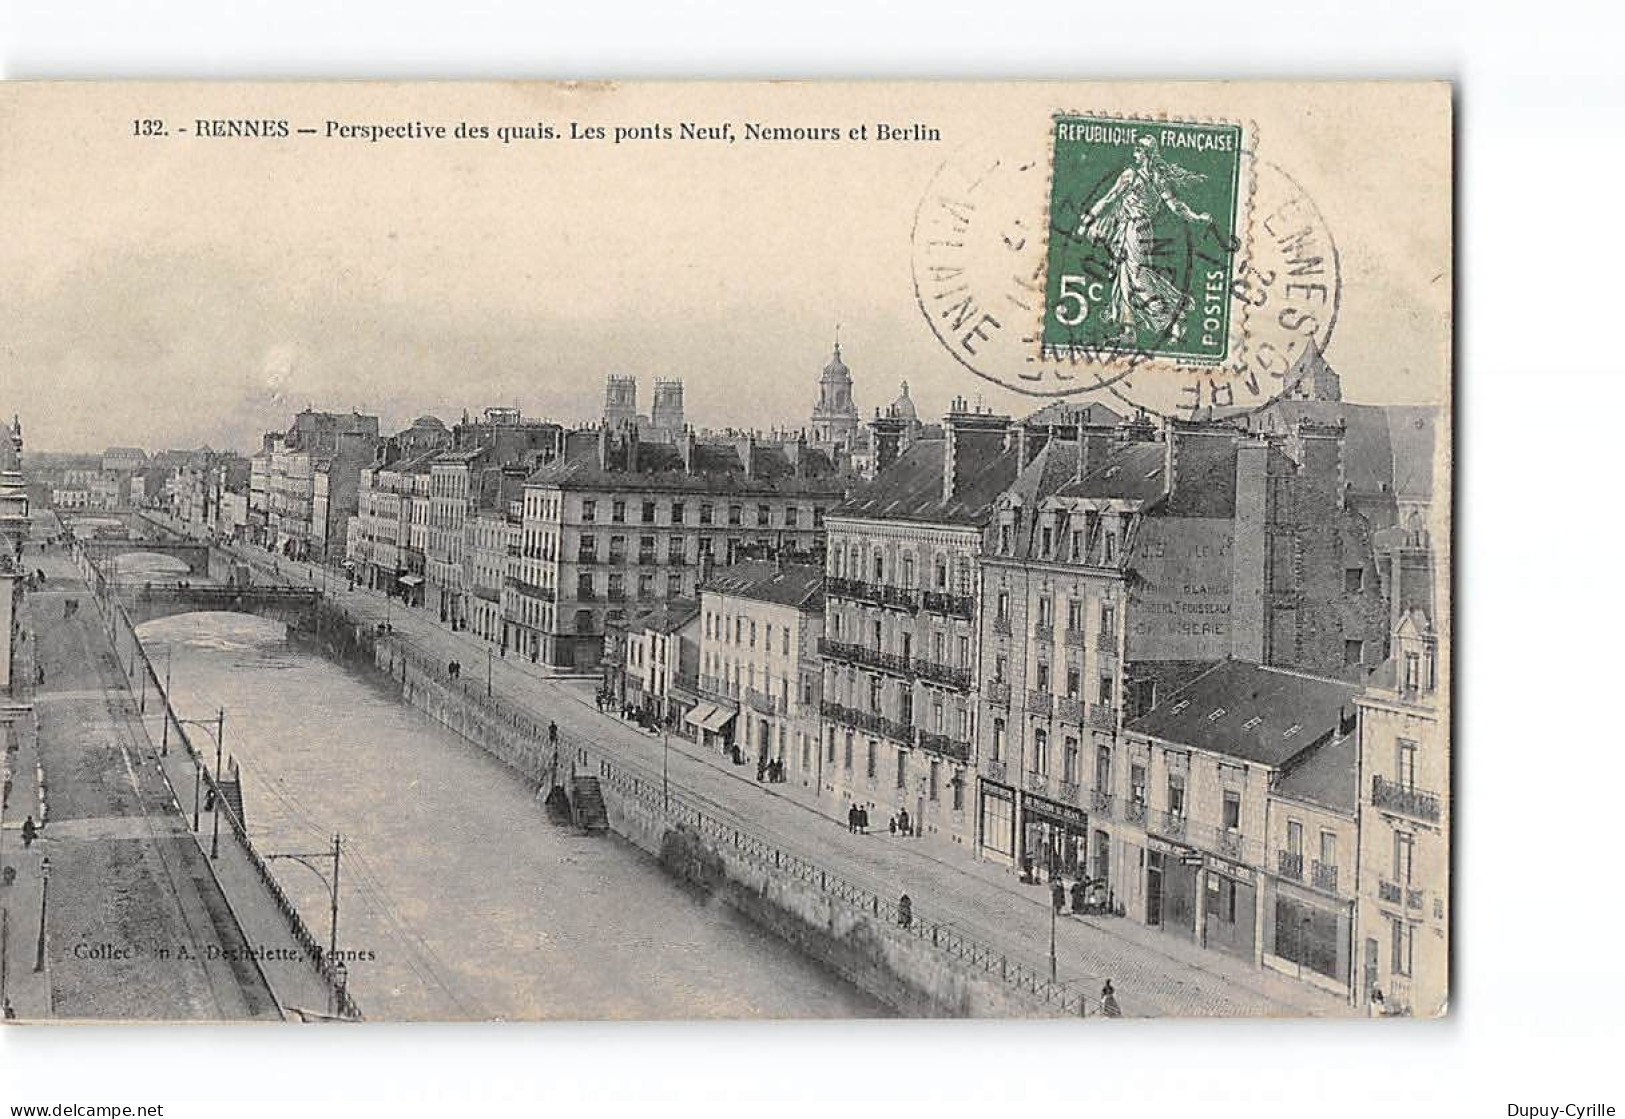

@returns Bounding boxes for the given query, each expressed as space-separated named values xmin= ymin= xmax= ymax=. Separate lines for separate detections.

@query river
xmin=135 ymin=609 xmax=887 ymax=1020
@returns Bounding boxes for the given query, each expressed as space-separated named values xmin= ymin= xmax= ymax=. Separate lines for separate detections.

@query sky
xmin=0 ymin=82 xmax=1451 ymax=453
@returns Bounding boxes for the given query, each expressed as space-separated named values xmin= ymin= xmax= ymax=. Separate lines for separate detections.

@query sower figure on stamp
xmin=1079 ymin=135 xmax=1210 ymax=345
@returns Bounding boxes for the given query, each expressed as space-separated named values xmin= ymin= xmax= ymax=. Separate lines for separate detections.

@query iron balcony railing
xmin=1033 ymin=622 xmax=1055 ymax=643
xmin=699 ymin=674 xmax=740 ymax=702
xmin=1378 ymin=879 xmax=1403 ymax=904
xmin=914 ymin=658 xmax=971 ymax=691
xmin=1089 ymin=704 xmax=1118 ymax=730
xmin=820 ymin=701 xmax=913 ymax=746
xmin=1123 ymin=799 xmax=1147 ymax=825
xmin=1096 ymin=630 xmax=1117 ymax=653
xmin=745 ymin=687 xmax=786 ymax=716
xmin=1372 ymin=775 xmax=1442 ymax=822
xmin=1091 ymin=788 xmax=1114 ymax=817
xmin=1027 ymin=689 xmax=1053 ymax=716
xmin=1151 ymin=809 xmax=1187 ymax=841
xmin=921 ymin=589 xmax=975 ymax=620
xmin=825 ymin=576 xmax=918 ymax=613
xmin=1215 ymin=829 xmax=1245 ymax=860
xmin=1311 ymin=860 xmax=1339 ymax=894
xmin=1406 ymin=887 xmax=1425 ymax=911
xmin=915 ymin=728 xmax=971 ymax=764
xmin=1055 ymin=695 xmax=1084 ymax=723
xmin=1278 ymin=850 xmax=1305 ymax=881
xmin=1057 ymin=779 xmax=1081 ymax=805
xmin=1063 ymin=627 xmax=1086 ymax=649
xmin=985 ymin=680 xmax=1011 ymax=705
xmin=1025 ymin=770 xmax=1049 ymax=795
xmin=984 ymin=758 xmax=1007 ymax=783
xmin=819 ymin=637 xmax=913 ymax=678
xmin=992 ymin=615 xmax=1013 ymax=637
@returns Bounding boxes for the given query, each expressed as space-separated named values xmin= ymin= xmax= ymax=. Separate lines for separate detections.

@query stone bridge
xmin=112 ymin=583 xmax=323 ymax=629
xmin=81 ymin=537 xmax=213 ymax=575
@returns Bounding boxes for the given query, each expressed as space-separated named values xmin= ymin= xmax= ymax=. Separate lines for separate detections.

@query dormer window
xmin=1404 ymin=651 xmax=1421 ymax=691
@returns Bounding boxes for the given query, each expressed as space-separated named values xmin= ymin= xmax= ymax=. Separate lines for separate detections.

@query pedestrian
xmin=1052 ymin=879 xmax=1067 ymax=914
xmin=888 ymin=815 xmax=897 ymax=835
xmin=549 ymin=720 xmax=559 ymax=746
xmin=898 ymin=807 xmax=911 ymax=836
xmin=1101 ymin=980 xmax=1122 ymax=1018
xmin=21 ymin=815 xmax=37 ymax=848
xmin=847 ymin=804 xmax=857 ymax=833
xmin=897 ymin=893 xmax=913 ymax=929
xmin=858 ymin=806 xmax=869 ymax=834
xmin=35 ymin=664 xmax=44 ymax=686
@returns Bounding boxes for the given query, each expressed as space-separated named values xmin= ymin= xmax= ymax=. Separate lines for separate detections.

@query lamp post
xmin=160 ymin=646 xmax=172 ymax=755
xmin=267 ymin=834 xmax=344 ymax=1016
xmin=1049 ymin=897 xmax=1058 ymax=984
xmin=33 ymin=856 xmax=50 ymax=973
xmin=177 ymin=711 xmax=226 ymax=851
xmin=486 ymin=646 xmax=493 ymax=698
xmin=662 ymin=725 xmax=671 ymax=811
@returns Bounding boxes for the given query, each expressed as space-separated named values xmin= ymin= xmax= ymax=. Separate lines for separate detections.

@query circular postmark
xmin=911 ymin=119 xmax=1340 ymax=420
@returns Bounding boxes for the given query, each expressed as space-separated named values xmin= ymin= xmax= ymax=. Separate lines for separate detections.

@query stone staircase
xmin=569 ymin=776 xmax=609 ymax=833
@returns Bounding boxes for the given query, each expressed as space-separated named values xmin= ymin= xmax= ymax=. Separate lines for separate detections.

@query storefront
xmin=1201 ymin=855 xmax=1259 ymax=963
xmin=978 ymin=781 xmax=1016 ymax=863
xmin=1265 ymin=880 xmax=1353 ymax=994
xmin=1022 ymin=794 xmax=1089 ymax=882
xmin=1146 ymin=836 xmax=1199 ymax=939
xmin=682 ymin=702 xmax=737 ymax=754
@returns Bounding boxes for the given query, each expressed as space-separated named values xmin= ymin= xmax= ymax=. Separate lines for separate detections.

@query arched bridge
xmin=81 ymin=538 xmax=212 ymax=574
xmin=115 ymin=583 xmax=323 ymax=628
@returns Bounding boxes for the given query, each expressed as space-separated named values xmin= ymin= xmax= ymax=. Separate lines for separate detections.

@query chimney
xmin=942 ymin=404 xmax=1011 ymax=504
xmin=597 ymin=424 xmax=611 ymax=471
xmin=736 ymin=433 xmax=756 ymax=479
xmin=1231 ymin=439 xmax=1272 ymax=664
xmin=625 ymin=425 xmax=640 ymax=474
xmin=871 ymin=414 xmax=905 ymax=475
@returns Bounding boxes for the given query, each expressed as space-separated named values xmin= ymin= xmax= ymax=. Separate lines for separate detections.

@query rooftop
xmin=624 ymin=597 xmax=701 ymax=635
xmin=525 ymin=431 xmax=844 ymax=495
xmin=700 ymin=561 xmax=824 ymax=612
xmin=1126 ymin=659 xmax=1360 ymax=768
xmin=834 ymin=435 xmax=1021 ymax=526
xmin=1272 ymin=733 xmax=1358 ymax=815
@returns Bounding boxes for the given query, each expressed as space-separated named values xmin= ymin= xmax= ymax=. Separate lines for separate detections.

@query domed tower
xmin=810 ymin=337 xmax=860 ymax=451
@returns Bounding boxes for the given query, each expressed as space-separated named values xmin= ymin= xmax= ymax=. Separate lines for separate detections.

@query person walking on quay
xmin=897 ymin=893 xmax=913 ymax=929
xmin=21 ymin=815 xmax=38 ymax=848
xmin=35 ymin=664 xmax=44 ymax=687
xmin=549 ymin=721 xmax=559 ymax=748
xmin=847 ymin=804 xmax=858 ymax=833
xmin=1101 ymin=980 xmax=1122 ymax=1018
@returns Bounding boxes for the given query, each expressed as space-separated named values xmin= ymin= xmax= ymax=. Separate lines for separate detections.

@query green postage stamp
xmin=1042 ymin=115 xmax=1246 ymax=365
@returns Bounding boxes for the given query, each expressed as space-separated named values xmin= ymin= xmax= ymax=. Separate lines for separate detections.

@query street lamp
xmin=177 ymin=710 xmax=226 ymax=854
xmin=33 ymin=856 xmax=50 ymax=973
xmin=662 ymin=724 xmax=671 ymax=811
xmin=266 ymin=833 xmax=344 ymax=1014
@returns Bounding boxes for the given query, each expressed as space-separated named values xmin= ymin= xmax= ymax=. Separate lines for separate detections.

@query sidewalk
xmin=1 ymin=705 xmax=49 ymax=1020
xmin=223 ymin=537 xmax=1353 ymax=1019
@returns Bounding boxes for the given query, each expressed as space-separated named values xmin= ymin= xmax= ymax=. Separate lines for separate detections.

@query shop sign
xmin=1025 ymin=794 xmax=1089 ymax=830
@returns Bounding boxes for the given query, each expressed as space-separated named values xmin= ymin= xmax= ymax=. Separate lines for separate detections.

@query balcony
xmin=819 ymin=637 xmax=914 ymax=678
xmin=1055 ymin=695 xmax=1084 ymax=723
xmin=1123 ymin=799 xmax=1147 ymax=825
xmin=985 ymin=757 xmax=1008 ymax=783
xmin=1096 ymin=630 xmax=1117 ymax=654
xmin=506 ymin=544 xmax=522 ymax=557
xmin=916 ymin=728 xmax=971 ymax=764
xmin=504 ymin=575 xmax=553 ymax=602
xmin=1378 ymin=879 xmax=1403 ymax=904
xmin=820 ymin=701 xmax=913 ymax=745
xmin=1311 ymin=860 xmax=1339 ymax=894
xmin=993 ymin=615 xmax=1012 ymax=637
xmin=1091 ymin=788 xmax=1115 ymax=818
xmin=576 ymin=552 xmax=600 ymax=566
xmin=667 ymin=553 xmax=688 ymax=566
xmin=985 ymin=680 xmax=1011 ymax=705
xmin=1089 ymin=704 xmax=1118 ymax=730
xmin=1033 ymin=622 xmax=1055 ymax=643
xmin=1372 ymin=775 xmax=1442 ymax=822
xmin=921 ymin=589 xmax=975 ymax=620
xmin=1025 ymin=770 xmax=1049 ymax=795
xmin=745 ymin=688 xmax=786 ymax=717
xmin=1215 ymin=829 xmax=1245 ymax=860
xmin=1406 ymin=887 xmax=1425 ymax=911
xmin=1026 ymin=689 xmax=1053 ymax=716
xmin=1278 ymin=850 xmax=1305 ymax=881
xmin=825 ymin=576 xmax=917 ymax=613
xmin=607 ymin=588 xmax=627 ymax=602
xmin=1063 ymin=627 xmax=1086 ymax=649
xmin=1057 ymin=778 xmax=1081 ymax=804
xmin=1151 ymin=809 xmax=1187 ymax=841
xmin=914 ymin=658 xmax=971 ymax=691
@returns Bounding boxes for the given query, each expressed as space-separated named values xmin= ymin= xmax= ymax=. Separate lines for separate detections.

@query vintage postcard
xmin=0 ymin=81 xmax=1451 ymax=1022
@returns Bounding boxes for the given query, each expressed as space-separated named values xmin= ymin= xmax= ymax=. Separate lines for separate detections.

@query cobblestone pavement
xmin=205 ymin=531 xmax=1361 ymax=1021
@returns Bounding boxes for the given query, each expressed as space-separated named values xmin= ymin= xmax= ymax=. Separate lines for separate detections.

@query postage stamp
xmin=1040 ymin=115 xmax=1245 ymax=365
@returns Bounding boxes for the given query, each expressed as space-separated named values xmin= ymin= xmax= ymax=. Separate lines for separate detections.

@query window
xmin=1099 ymin=602 xmax=1115 ymax=638
xmin=728 ymin=504 xmax=742 ymax=526
xmin=873 ymin=553 xmax=885 ymax=582
xmin=1069 ymin=531 xmax=1083 ymax=563
xmin=582 ymin=500 xmax=596 ymax=522
xmin=929 ymin=760 xmax=940 ymax=801
xmin=1390 ymin=917 xmax=1413 ymax=977
xmin=958 ymin=636 xmax=970 ymax=667
xmin=1396 ymin=739 xmax=1419 ymax=788
xmin=1287 ymin=819 xmax=1304 ymax=857
xmin=783 ymin=628 xmax=790 ymax=656
xmin=827 ymin=729 xmax=837 ymax=764
xmin=868 ymin=677 xmax=882 ymax=712
xmin=952 ymin=772 xmax=965 ymax=811
xmin=1319 ymin=829 xmax=1337 ymax=867
xmin=757 ymin=504 xmax=770 ymax=527
xmin=1033 ymin=728 xmax=1049 ymax=775
xmin=642 ymin=501 xmax=655 ymax=524
xmin=1037 ymin=596 xmax=1052 ymax=627
xmin=749 ymin=620 xmax=757 ymax=647
xmin=1345 ymin=567 xmax=1364 ymax=593
xmin=1393 ymin=830 xmax=1415 ymax=884
xmin=871 ymin=619 xmax=882 ymax=649
xmin=813 ymin=506 xmax=825 ymax=527
xmin=999 ymin=524 xmax=1012 ymax=554
xmin=1344 ymin=639 xmax=1364 ymax=667
xmin=667 ymin=573 xmax=683 ymax=597
xmin=1036 ymin=663 xmax=1050 ymax=693
xmin=1099 ymin=675 xmax=1114 ymax=706
xmin=577 ymin=573 xmax=594 ymax=598
xmin=1168 ymin=774 xmax=1186 ymax=818
xmin=1103 ymin=531 xmax=1116 ymax=564
xmin=1404 ymin=652 xmax=1421 ymax=690
xmin=699 ymin=503 xmax=713 ymax=525
xmin=1094 ymin=744 xmax=1111 ymax=791
xmin=1066 ymin=667 xmax=1081 ymax=698
xmin=1040 ymin=526 xmax=1053 ymax=555
xmin=1130 ymin=763 xmax=1146 ymax=806
xmin=896 ymin=749 xmax=907 ymax=789
xmin=1066 ymin=598 xmax=1082 ymax=630
xmin=866 ymin=740 xmax=877 ymax=779
xmin=637 ymin=573 xmax=653 ymax=598
xmin=671 ymin=501 xmax=685 ymax=525
xmin=843 ymin=731 xmax=853 ymax=771
xmin=997 ymin=591 xmax=1010 ymax=623
xmin=1223 ymin=789 xmax=1242 ymax=832
xmin=992 ymin=717 xmax=1006 ymax=762
xmin=934 ymin=556 xmax=947 ymax=589
xmin=612 ymin=500 xmax=625 ymax=523
xmin=1063 ymin=736 xmax=1079 ymax=783
xmin=785 ymin=506 xmax=799 ymax=528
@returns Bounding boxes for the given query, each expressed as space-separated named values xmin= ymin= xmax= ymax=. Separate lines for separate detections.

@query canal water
xmin=136 ymin=610 xmax=887 ymax=1020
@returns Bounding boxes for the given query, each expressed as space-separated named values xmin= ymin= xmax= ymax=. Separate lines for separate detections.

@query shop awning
xmin=398 ymin=574 xmax=425 ymax=586
xmin=683 ymin=702 xmax=718 ymax=729
xmin=700 ymin=706 xmax=737 ymax=733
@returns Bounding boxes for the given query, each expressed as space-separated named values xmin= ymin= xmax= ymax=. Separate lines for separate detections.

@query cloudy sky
xmin=0 ymin=82 xmax=1450 ymax=452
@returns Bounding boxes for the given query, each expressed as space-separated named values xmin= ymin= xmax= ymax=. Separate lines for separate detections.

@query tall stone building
xmin=604 ymin=375 xmax=639 ymax=430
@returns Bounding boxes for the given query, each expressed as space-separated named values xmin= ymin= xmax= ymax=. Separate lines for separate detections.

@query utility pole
xmin=663 ymin=725 xmax=671 ymax=811
xmin=1049 ymin=894 xmax=1058 ymax=984
xmin=487 ymin=646 xmax=493 ymax=697
xmin=210 ymin=709 xmax=225 ymax=859
xmin=34 ymin=856 xmax=50 ymax=973
xmin=161 ymin=646 xmax=172 ymax=755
